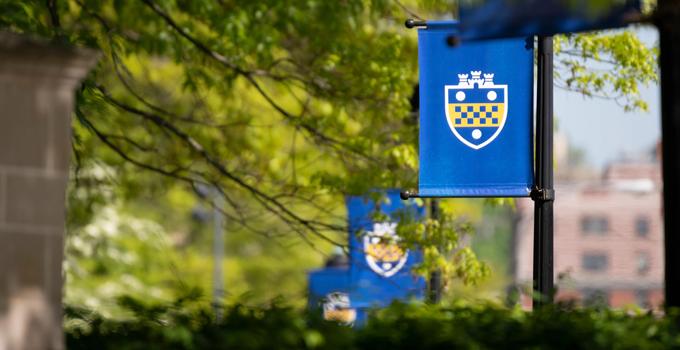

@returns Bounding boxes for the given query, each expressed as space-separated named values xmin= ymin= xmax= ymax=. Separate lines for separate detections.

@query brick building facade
xmin=513 ymin=158 xmax=664 ymax=309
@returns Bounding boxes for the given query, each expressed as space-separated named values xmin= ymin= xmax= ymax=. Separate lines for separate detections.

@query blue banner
xmin=347 ymin=190 xmax=426 ymax=308
xmin=418 ymin=23 xmax=534 ymax=197
xmin=458 ymin=0 xmax=641 ymax=41
xmin=307 ymin=267 xmax=357 ymax=324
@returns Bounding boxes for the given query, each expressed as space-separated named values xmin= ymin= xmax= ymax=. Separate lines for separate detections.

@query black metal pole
xmin=428 ymin=199 xmax=442 ymax=303
xmin=658 ymin=0 xmax=680 ymax=310
xmin=532 ymin=36 xmax=555 ymax=308
xmin=212 ymin=187 xmax=225 ymax=320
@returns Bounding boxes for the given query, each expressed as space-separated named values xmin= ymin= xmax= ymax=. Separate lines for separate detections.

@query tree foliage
xmin=555 ymin=30 xmax=658 ymax=112
xmin=66 ymin=297 xmax=680 ymax=350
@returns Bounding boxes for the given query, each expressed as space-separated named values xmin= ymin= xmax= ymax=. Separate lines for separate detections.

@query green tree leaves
xmin=555 ymin=30 xmax=658 ymax=112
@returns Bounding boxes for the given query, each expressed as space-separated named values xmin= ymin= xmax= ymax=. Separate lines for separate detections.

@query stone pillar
xmin=0 ymin=32 xmax=97 ymax=350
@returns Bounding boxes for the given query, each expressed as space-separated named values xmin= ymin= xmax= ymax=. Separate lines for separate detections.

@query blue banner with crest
xmin=418 ymin=22 xmax=534 ymax=197
xmin=307 ymin=267 xmax=356 ymax=324
xmin=458 ymin=0 xmax=640 ymax=41
xmin=347 ymin=190 xmax=426 ymax=308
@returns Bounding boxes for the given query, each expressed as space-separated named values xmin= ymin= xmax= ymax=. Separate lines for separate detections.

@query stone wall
xmin=0 ymin=32 xmax=97 ymax=350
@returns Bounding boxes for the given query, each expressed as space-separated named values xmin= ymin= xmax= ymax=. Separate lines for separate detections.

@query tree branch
xmin=139 ymin=0 xmax=378 ymax=162
xmin=93 ymin=85 xmax=345 ymax=244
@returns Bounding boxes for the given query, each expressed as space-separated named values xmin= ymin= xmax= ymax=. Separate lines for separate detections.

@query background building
xmin=513 ymin=142 xmax=663 ymax=308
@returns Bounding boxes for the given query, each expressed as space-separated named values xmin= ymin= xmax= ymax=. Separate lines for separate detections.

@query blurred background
xmin=0 ymin=0 xmax=661 ymax=326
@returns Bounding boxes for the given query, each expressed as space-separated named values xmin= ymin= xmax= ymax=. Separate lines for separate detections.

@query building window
xmin=581 ymin=216 xmax=609 ymax=235
xmin=635 ymin=217 xmax=650 ymax=238
xmin=637 ymin=252 xmax=651 ymax=275
xmin=582 ymin=253 xmax=608 ymax=272
xmin=582 ymin=289 xmax=609 ymax=307
xmin=635 ymin=290 xmax=650 ymax=309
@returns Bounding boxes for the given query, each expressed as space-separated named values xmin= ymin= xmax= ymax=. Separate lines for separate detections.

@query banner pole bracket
xmin=405 ymin=19 xmax=427 ymax=29
xmin=530 ymin=188 xmax=554 ymax=202
xmin=400 ymin=190 xmax=419 ymax=200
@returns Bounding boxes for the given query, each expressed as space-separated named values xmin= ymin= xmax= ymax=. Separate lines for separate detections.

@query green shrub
xmin=65 ymin=297 xmax=680 ymax=350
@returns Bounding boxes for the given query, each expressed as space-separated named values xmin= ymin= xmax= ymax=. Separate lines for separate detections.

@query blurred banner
xmin=418 ymin=23 xmax=534 ymax=197
xmin=307 ymin=267 xmax=356 ymax=324
xmin=346 ymin=190 xmax=426 ymax=308
xmin=458 ymin=0 xmax=641 ymax=40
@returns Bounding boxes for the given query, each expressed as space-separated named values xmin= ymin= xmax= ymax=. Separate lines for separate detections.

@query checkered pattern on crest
xmin=365 ymin=242 xmax=405 ymax=263
xmin=448 ymin=103 xmax=505 ymax=127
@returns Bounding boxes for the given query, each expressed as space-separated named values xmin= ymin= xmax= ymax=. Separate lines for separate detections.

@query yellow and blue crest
xmin=363 ymin=222 xmax=408 ymax=278
xmin=445 ymin=70 xmax=508 ymax=149
xmin=322 ymin=292 xmax=356 ymax=324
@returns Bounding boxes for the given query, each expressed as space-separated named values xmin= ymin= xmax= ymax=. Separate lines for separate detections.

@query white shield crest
xmin=322 ymin=292 xmax=356 ymax=324
xmin=363 ymin=222 xmax=408 ymax=278
xmin=444 ymin=70 xmax=508 ymax=150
